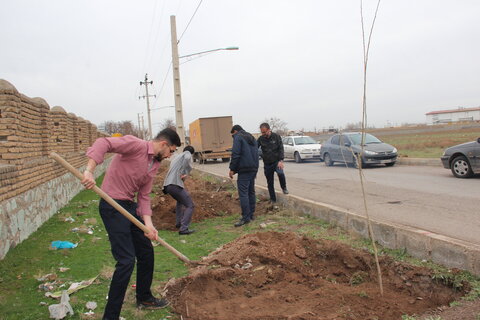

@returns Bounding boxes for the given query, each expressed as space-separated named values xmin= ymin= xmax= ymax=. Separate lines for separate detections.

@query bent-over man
xmin=82 ymin=128 xmax=181 ymax=320
xmin=163 ymin=145 xmax=196 ymax=235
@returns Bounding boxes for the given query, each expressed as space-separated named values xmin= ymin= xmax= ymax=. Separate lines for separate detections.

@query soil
xmin=151 ymin=163 xmax=479 ymax=320
xmin=164 ymin=232 xmax=470 ymax=320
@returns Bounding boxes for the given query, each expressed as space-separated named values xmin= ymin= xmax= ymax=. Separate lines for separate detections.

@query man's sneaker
xmin=234 ymin=219 xmax=250 ymax=227
xmin=137 ymin=297 xmax=169 ymax=309
xmin=175 ymin=223 xmax=181 ymax=229
xmin=179 ymin=229 xmax=195 ymax=235
xmin=282 ymin=188 xmax=289 ymax=194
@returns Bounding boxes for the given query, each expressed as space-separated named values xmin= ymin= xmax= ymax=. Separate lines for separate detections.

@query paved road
xmin=193 ymin=160 xmax=480 ymax=245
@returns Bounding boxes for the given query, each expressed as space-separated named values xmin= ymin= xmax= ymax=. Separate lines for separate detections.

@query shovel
xmin=49 ymin=152 xmax=200 ymax=266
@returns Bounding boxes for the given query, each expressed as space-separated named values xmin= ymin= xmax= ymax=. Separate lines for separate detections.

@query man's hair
xmin=183 ymin=145 xmax=195 ymax=154
xmin=230 ymin=124 xmax=243 ymax=134
xmin=154 ymin=128 xmax=181 ymax=146
xmin=260 ymin=122 xmax=270 ymax=130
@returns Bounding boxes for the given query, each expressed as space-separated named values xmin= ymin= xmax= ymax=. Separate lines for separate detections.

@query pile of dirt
xmin=164 ymin=231 xmax=469 ymax=320
xmin=151 ymin=164 xmax=271 ymax=230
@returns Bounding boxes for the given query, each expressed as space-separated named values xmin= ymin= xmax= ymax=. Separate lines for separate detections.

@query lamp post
xmin=170 ymin=15 xmax=238 ymax=145
xmin=179 ymin=47 xmax=240 ymax=59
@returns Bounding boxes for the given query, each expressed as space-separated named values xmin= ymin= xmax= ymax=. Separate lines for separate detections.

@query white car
xmin=282 ymin=136 xmax=322 ymax=163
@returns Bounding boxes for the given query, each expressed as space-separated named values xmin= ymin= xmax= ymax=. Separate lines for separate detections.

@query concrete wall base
xmin=0 ymin=158 xmax=111 ymax=259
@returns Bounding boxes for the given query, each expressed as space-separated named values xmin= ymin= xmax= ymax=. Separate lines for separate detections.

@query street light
xmin=179 ymin=47 xmax=239 ymax=59
xmin=170 ymin=15 xmax=239 ymax=146
xmin=151 ymin=105 xmax=175 ymax=111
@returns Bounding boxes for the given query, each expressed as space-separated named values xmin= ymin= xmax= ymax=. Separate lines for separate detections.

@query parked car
xmin=440 ymin=138 xmax=480 ymax=178
xmin=320 ymin=132 xmax=397 ymax=168
xmin=282 ymin=136 xmax=322 ymax=163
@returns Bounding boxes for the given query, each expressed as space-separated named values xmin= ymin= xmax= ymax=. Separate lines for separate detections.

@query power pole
xmin=137 ymin=113 xmax=144 ymax=139
xmin=141 ymin=114 xmax=145 ymax=138
xmin=139 ymin=74 xmax=155 ymax=140
xmin=170 ymin=15 xmax=185 ymax=146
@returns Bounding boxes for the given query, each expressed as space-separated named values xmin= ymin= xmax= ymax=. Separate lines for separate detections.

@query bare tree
xmin=100 ymin=120 xmax=141 ymax=137
xmin=263 ymin=117 xmax=288 ymax=136
xmin=159 ymin=118 xmax=176 ymax=131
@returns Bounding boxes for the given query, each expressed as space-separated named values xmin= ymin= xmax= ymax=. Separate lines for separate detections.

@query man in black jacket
xmin=257 ymin=123 xmax=288 ymax=203
xmin=229 ymin=125 xmax=259 ymax=227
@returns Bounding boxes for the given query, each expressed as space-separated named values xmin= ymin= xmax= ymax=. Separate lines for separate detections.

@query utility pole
xmin=170 ymin=15 xmax=185 ymax=146
xmin=137 ymin=113 xmax=144 ymax=139
xmin=141 ymin=114 xmax=145 ymax=138
xmin=139 ymin=74 xmax=155 ymax=140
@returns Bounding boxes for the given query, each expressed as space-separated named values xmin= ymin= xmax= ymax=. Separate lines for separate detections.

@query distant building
xmin=425 ymin=107 xmax=480 ymax=125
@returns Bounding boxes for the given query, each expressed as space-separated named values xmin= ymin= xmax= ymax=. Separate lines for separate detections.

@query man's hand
xmin=142 ymin=215 xmax=159 ymax=241
xmin=229 ymin=170 xmax=235 ymax=179
xmin=144 ymin=225 xmax=159 ymax=241
xmin=180 ymin=174 xmax=187 ymax=181
xmin=81 ymin=170 xmax=96 ymax=189
xmin=277 ymin=161 xmax=284 ymax=170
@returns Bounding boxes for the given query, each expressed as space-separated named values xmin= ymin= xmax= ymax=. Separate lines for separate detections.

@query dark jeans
xmin=237 ymin=171 xmax=257 ymax=221
xmin=164 ymin=185 xmax=194 ymax=231
xmin=264 ymin=161 xmax=287 ymax=202
xmin=99 ymin=199 xmax=154 ymax=320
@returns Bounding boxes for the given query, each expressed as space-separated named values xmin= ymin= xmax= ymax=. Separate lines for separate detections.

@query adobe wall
xmin=0 ymin=79 xmax=111 ymax=259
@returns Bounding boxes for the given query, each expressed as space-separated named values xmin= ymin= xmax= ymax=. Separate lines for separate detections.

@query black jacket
xmin=229 ymin=130 xmax=259 ymax=173
xmin=257 ymin=132 xmax=284 ymax=164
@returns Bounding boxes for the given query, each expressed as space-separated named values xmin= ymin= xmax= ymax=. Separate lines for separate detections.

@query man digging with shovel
xmin=81 ymin=128 xmax=181 ymax=320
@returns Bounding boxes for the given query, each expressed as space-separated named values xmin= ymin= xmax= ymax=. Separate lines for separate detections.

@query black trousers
xmin=99 ymin=199 xmax=154 ymax=320
xmin=263 ymin=161 xmax=287 ymax=202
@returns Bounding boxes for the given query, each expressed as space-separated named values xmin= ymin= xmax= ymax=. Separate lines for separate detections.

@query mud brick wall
xmin=0 ymin=79 xmax=111 ymax=259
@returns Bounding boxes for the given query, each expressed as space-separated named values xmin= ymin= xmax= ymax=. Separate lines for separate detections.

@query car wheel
xmin=294 ymin=152 xmax=302 ymax=163
xmin=450 ymin=155 xmax=473 ymax=178
xmin=385 ymin=162 xmax=395 ymax=167
xmin=222 ymin=158 xmax=230 ymax=162
xmin=324 ymin=153 xmax=333 ymax=166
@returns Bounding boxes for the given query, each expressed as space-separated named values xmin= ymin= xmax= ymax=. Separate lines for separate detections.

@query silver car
xmin=320 ymin=132 xmax=397 ymax=168
xmin=440 ymin=138 xmax=480 ymax=178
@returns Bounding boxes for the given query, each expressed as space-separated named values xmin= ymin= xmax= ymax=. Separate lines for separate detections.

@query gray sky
xmin=1 ymin=0 xmax=479 ymax=133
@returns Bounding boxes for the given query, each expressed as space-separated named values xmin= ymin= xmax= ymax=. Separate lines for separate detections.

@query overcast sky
xmin=1 ymin=0 xmax=479 ymax=133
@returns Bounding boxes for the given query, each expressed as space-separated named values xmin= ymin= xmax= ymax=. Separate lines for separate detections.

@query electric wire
xmin=178 ymin=0 xmax=203 ymax=44
xmin=152 ymin=63 xmax=173 ymax=108
xmin=145 ymin=0 xmax=167 ymax=76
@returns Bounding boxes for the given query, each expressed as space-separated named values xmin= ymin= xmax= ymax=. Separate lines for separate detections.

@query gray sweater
xmin=163 ymin=151 xmax=193 ymax=188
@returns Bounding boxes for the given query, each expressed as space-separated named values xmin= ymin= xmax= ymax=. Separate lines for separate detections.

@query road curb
xmin=194 ymin=168 xmax=480 ymax=275
xmin=397 ymin=157 xmax=441 ymax=167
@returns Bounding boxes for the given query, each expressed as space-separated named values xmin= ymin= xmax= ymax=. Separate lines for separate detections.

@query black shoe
xmin=234 ymin=219 xmax=250 ymax=227
xmin=175 ymin=224 xmax=181 ymax=229
xmin=251 ymin=215 xmax=255 ymax=221
xmin=137 ymin=297 xmax=169 ymax=309
xmin=179 ymin=229 xmax=195 ymax=235
xmin=282 ymin=188 xmax=289 ymax=194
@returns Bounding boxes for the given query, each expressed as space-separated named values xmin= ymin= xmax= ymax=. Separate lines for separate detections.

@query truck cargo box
xmin=189 ymin=116 xmax=233 ymax=163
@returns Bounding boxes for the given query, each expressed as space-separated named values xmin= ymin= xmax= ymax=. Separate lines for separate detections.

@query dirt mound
xmin=151 ymin=164 xmax=271 ymax=230
xmin=165 ymin=232 xmax=468 ymax=320
xmin=151 ymin=190 xmax=239 ymax=230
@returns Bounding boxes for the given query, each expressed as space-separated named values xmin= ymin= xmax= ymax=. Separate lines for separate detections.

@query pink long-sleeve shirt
xmin=86 ymin=135 xmax=160 ymax=216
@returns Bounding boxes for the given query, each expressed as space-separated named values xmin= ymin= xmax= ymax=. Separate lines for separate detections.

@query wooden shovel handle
xmin=49 ymin=152 xmax=191 ymax=264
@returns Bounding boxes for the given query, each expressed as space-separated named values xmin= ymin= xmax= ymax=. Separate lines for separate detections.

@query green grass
xmin=0 ymin=175 xmax=479 ymax=319
xmin=376 ymin=129 xmax=480 ymax=158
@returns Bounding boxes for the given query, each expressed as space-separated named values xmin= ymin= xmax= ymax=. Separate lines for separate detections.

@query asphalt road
xmin=193 ymin=159 xmax=480 ymax=245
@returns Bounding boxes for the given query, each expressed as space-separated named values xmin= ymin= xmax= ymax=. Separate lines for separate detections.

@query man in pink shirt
xmin=82 ymin=128 xmax=181 ymax=320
